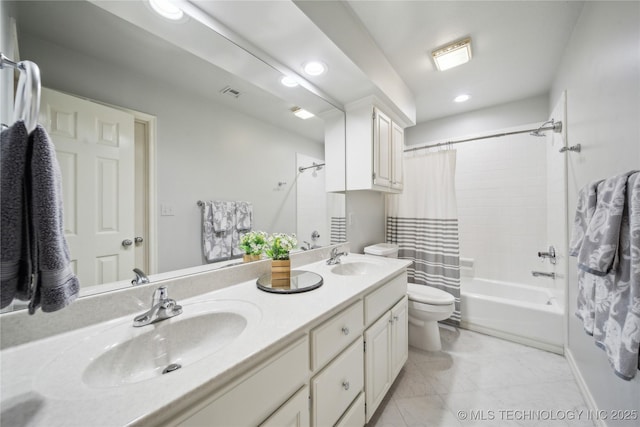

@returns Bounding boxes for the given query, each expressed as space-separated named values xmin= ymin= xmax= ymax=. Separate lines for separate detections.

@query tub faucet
xmin=133 ymin=286 xmax=182 ymax=327
xmin=327 ymin=247 xmax=348 ymax=265
xmin=131 ymin=268 xmax=150 ymax=285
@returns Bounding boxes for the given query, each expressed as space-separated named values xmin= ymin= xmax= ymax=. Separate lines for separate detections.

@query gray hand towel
xmin=577 ymin=171 xmax=638 ymax=276
xmin=1 ymin=121 xmax=32 ymax=308
xmin=26 ymin=125 xmax=79 ymax=313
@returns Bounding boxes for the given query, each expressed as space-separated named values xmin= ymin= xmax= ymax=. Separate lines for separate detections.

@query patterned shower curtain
xmin=386 ymin=150 xmax=461 ymax=325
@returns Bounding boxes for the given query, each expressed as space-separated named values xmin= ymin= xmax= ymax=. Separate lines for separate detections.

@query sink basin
xmin=331 ymin=261 xmax=379 ymax=276
xmin=84 ymin=311 xmax=247 ymax=388
xmin=35 ymin=299 xmax=261 ymax=397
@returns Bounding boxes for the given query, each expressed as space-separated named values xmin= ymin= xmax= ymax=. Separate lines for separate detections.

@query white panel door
xmin=40 ymin=88 xmax=135 ymax=286
xmin=391 ymin=296 xmax=409 ymax=378
xmin=391 ymin=122 xmax=404 ymax=191
xmin=364 ymin=311 xmax=392 ymax=422
xmin=373 ymin=108 xmax=392 ymax=188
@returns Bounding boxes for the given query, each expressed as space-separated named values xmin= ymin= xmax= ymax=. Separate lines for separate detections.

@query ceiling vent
xmin=220 ymin=86 xmax=241 ymax=98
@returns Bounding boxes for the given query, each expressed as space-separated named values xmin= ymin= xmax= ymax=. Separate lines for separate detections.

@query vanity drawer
xmin=364 ymin=272 xmax=407 ymax=325
xmin=177 ymin=336 xmax=309 ymax=427
xmin=335 ymin=392 xmax=365 ymax=427
xmin=311 ymin=337 xmax=364 ymax=427
xmin=310 ymin=300 xmax=364 ymax=370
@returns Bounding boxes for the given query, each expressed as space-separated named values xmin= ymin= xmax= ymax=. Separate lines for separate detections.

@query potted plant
xmin=239 ymin=231 xmax=268 ymax=262
xmin=265 ymin=233 xmax=297 ymax=285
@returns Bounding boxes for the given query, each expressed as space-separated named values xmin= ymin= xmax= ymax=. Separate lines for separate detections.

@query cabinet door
xmin=391 ymin=296 xmax=409 ymax=378
xmin=373 ymin=108 xmax=392 ymax=188
xmin=391 ymin=122 xmax=404 ymax=191
xmin=260 ymin=385 xmax=310 ymax=427
xmin=364 ymin=311 xmax=392 ymax=422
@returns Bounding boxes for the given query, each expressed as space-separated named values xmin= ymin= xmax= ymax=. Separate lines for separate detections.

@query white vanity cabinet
xmin=309 ymin=300 xmax=365 ymax=426
xmin=176 ymin=337 xmax=310 ymax=427
xmin=363 ymin=273 xmax=408 ymax=422
xmin=346 ymin=100 xmax=405 ymax=193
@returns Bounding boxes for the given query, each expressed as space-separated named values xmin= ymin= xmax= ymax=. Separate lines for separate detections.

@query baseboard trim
xmin=565 ymin=347 xmax=608 ymax=427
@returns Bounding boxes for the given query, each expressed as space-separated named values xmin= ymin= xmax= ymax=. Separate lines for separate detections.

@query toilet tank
xmin=363 ymin=243 xmax=399 ymax=258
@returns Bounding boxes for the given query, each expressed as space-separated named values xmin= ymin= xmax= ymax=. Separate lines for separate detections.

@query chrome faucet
xmin=131 ymin=268 xmax=150 ymax=285
xmin=327 ymin=247 xmax=348 ymax=265
xmin=133 ymin=286 xmax=182 ymax=327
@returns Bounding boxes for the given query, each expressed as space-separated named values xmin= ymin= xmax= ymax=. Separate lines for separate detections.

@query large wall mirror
xmin=2 ymin=0 xmax=346 ymax=307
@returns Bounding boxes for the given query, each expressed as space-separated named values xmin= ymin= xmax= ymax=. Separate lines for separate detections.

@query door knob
xmin=122 ymin=239 xmax=133 ymax=247
xmin=134 ymin=237 xmax=144 ymax=244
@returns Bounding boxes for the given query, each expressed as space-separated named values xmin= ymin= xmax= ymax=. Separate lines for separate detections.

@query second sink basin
xmin=331 ymin=261 xmax=379 ymax=276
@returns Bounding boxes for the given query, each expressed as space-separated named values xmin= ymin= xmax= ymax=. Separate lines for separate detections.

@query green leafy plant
xmin=265 ymin=233 xmax=297 ymax=260
xmin=239 ymin=231 xmax=268 ymax=256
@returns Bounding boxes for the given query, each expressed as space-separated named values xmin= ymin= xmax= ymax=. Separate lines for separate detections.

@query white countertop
xmin=0 ymin=254 xmax=410 ymax=427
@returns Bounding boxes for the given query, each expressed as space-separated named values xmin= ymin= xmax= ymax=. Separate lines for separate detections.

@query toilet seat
xmin=407 ymin=283 xmax=455 ymax=306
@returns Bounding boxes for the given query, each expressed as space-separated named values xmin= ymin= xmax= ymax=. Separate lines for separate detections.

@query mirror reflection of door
xmin=40 ymin=87 xmax=148 ymax=286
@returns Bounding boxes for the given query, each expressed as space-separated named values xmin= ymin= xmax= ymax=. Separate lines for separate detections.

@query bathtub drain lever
xmin=532 ymin=271 xmax=555 ymax=279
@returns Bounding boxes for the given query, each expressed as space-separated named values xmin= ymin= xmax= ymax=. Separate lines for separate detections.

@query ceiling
xmin=345 ymin=0 xmax=584 ymax=123
xmin=196 ymin=0 xmax=584 ymax=124
xmin=12 ymin=1 xmax=586 ymax=132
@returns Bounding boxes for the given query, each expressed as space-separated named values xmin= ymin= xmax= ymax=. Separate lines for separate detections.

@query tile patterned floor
xmin=368 ymin=327 xmax=594 ymax=427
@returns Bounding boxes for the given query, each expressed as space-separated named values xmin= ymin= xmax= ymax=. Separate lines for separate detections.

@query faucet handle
xmin=152 ymin=286 xmax=169 ymax=306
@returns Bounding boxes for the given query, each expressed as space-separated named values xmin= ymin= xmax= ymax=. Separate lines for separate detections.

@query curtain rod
xmin=404 ymin=119 xmax=563 ymax=153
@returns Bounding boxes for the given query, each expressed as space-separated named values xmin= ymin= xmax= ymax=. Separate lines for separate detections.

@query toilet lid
xmin=407 ymin=283 xmax=455 ymax=305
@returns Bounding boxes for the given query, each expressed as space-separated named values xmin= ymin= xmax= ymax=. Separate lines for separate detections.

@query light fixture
xmin=291 ymin=107 xmax=314 ymax=120
xmin=280 ymin=76 xmax=299 ymax=88
xmin=149 ymin=0 xmax=184 ymax=21
xmin=303 ymin=61 xmax=327 ymax=76
xmin=454 ymin=94 xmax=470 ymax=103
xmin=432 ymin=37 xmax=472 ymax=71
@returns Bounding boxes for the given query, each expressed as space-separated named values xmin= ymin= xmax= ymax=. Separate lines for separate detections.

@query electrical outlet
xmin=160 ymin=204 xmax=175 ymax=216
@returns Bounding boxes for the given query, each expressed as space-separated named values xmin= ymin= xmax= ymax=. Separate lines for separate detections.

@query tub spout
xmin=532 ymin=271 xmax=555 ymax=279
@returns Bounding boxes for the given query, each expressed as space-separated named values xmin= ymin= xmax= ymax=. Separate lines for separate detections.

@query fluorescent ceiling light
xmin=291 ymin=107 xmax=314 ymax=120
xmin=432 ymin=38 xmax=472 ymax=71
xmin=454 ymin=94 xmax=470 ymax=103
xmin=149 ymin=0 xmax=184 ymax=21
xmin=303 ymin=61 xmax=327 ymax=76
xmin=280 ymin=76 xmax=299 ymax=88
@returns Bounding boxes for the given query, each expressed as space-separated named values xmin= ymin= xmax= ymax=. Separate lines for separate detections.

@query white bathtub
xmin=460 ymin=277 xmax=564 ymax=354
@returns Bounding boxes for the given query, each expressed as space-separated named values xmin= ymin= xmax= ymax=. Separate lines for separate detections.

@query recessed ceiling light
xmin=454 ymin=94 xmax=470 ymax=103
xmin=432 ymin=37 xmax=472 ymax=71
xmin=291 ymin=107 xmax=314 ymax=120
xmin=280 ymin=76 xmax=299 ymax=88
xmin=303 ymin=61 xmax=327 ymax=76
xmin=149 ymin=0 xmax=184 ymax=21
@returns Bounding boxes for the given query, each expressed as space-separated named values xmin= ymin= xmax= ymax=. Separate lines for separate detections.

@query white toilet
xmin=364 ymin=243 xmax=455 ymax=351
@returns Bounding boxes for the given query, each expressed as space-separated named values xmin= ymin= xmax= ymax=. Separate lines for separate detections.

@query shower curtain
xmin=386 ymin=150 xmax=461 ymax=325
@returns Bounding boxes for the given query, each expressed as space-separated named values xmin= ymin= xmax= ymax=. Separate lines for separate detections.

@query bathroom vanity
xmin=0 ymin=251 xmax=410 ymax=426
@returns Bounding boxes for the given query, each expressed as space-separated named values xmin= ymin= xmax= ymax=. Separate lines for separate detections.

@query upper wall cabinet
xmin=345 ymin=99 xmax=405 ymax=193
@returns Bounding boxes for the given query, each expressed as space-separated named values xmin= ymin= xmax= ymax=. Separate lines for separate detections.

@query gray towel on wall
xmin=202 ymin=201 xmax=233 ymax=262
xmin=570 ymin=171 xmax=640 ymax=380
xmin=26 ymin=125 xmax=79 ymax=313
xmin=232 ymin=201 xmax=253 ymax=257
xmin=1 ymin=121 xmax=32 ymax=308
xmin=1 ymin=122 xmax=79 ymax=313
xmin=576 ymin=171 xmax=637 ymax=276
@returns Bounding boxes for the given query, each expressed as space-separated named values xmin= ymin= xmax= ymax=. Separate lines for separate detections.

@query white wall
xmin=345 ymin=190 xmax=386 ymax=253
xmin=1 ymin=2 xmax=17 ymax=126
xmin=550 ymin=1 xmax=640 ymax=420
xmin=406 ymin=94 xmax=549 ymax=146
xmin=19 ymin=33 xmax=324 ymax=273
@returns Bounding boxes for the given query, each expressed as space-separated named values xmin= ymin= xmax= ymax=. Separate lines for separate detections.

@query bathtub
xmin=460 ymin=277 xmax=564 ymax=354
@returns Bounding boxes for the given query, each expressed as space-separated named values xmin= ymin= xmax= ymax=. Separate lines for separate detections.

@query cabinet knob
xmin=393 ymin=315 xmax=399 ymax=321
xmin=122 ymin=239 xmax=133 ymax=247
xmin=341 ymin=326 xmax=350 ymax=336
xmin=342 ymin=381 xmax=350 ymax=391
xmin=134 ymin=236 xmax=144 ymax=244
